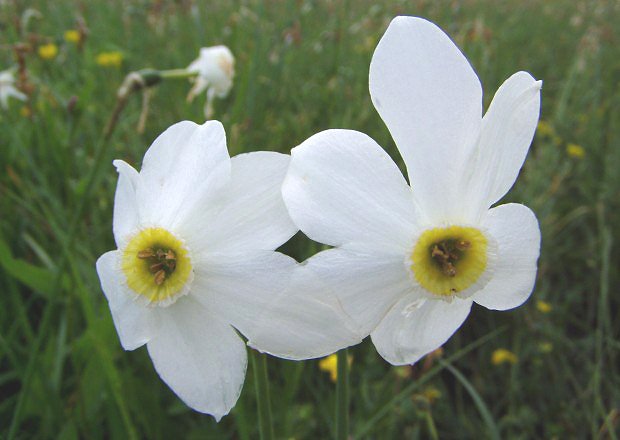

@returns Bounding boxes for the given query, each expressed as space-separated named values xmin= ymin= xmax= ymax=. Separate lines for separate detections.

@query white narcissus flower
xmin=0 ymin=69 xmax=27 ymax=109
xmin=282 ymin=16 xmax=542 ymax=365
xmin=186 ymin=46 xmax=235 ymax=118
xmin=96 ymin=120 xmax=360 ymax=420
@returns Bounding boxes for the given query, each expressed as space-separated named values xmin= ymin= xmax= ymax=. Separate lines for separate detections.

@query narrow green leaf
xmin=439 ymin=359 xmax=501 ymax=440
xmin=0 ymin=235 xmax=57 ymax=296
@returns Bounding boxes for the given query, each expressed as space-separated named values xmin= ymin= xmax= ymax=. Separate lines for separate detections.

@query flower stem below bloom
xmin=336 ymin=349 xmax=349 ymax=440
xmin=159 ymin=68 xmax=199 ymax=80
xmin=251 ymin=350 xmax=274 ymax=440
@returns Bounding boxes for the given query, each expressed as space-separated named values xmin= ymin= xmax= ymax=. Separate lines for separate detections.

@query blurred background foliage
xmin=0 ymin=0 xmax=619 ymax=438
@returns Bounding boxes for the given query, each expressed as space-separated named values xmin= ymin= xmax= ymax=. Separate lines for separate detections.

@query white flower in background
xmin=187 ymin=46 xmax=235 ymax=119
xmin=96 ymin=120 xmax=360 ymax=420
xmin=282 ymin=16 xmax=542 ymax=365
xmin=0 ymin=69 xmax=27 ymax=109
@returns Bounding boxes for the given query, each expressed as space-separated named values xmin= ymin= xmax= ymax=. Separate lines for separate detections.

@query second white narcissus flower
xmin=96 ymin=120 xmax=360 ymax=420
xmin=187 ymin=45 xmax=234 ymax=118
xmin=282 ymin=16 xmax=542 ymax=365
xmin=0 ymin=69 xmax=27 ymax=109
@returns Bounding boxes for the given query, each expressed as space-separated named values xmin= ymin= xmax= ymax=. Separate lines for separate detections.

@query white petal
xmin=185 ymin=152 xmax=297 ymax=254
xmin=95 ymin=251 xmax=157 ymax=350
xmin=193 ymin=251 xmax=361 ymax=360
xmin=204 ymin=88 xmax=216 ymax=119
xmin=137 ymin=120 xmax=231 ymax=230
xmin=146 ymin=296 xmax=247 ymax=421
xmin=6 ymin=86 xmax=27 ymax=102
xmin=186 ymin=75 xmax=209 ymax=102
xmin=248 ymin=265 xmax=364 ymax=359
xmin=111 ymin=160 xmax=141 ymax=248
xmin=303 ymin=247 xmax=413 ymax=337
xmin=460 ymin=72 xmax=542 ymax=220
xmin=473 ymin=203 xmax=540 ymax=310
xmin=140 ymin=120 xmax=197 ymax=179
xmin=282 ymin=129 xmax=418 ymax=252
xmin=369 ymin=16 xmax=482 ymax=222
xmin=371 ymin=294 xmax=472 ymax=365
xmin=186 ymin=55 xmax=203 ymax=73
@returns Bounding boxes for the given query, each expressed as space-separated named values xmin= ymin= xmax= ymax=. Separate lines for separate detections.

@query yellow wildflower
xmin=394 ymin=366 xmax=412 ymax=379
xmin=64 ymin=30 xmax=80 ymax=44
xmin=421 ymin=387 xmax=441 ymax=403
xmin=95 ymin=51 xmax=123 ymax=68
xmin=538 ymin=342 xmax=553 ymax=353
xmin=38 ymin=43 xmax=58 ymax=60
xmin=536 ymin=300 xmax=552 ymax=313
xmin=566 ymin=143 xmax=585 ymax=159
xmin=319 ymin=355 xmax=338 ymax=381
xmin=491 ymin=348 xmax=517 ymax=366
xmin=20 ymin=106 xmax=31 ymax=118
xmin=536 ymin=120 xmax=555 ymax=137
xmin=319 ymin=354 xmax=352 ymax=382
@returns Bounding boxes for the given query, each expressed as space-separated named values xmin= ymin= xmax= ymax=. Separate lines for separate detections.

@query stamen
xmin=442 ymin=262 xmax=456 ymax=277
xmin=430 ymin=240 xmax=464 ymax=277
xmin=149 ymin=262 xmax=164 ymax=273
xmin=137 ymin=248 xmax=155 ymax=259
xmin=431 ymin=245 xmax=445 ymax=259
xmin=138 ymin=245 xmax=178 ymax=285
xmin=455 ymin=240 xmax=471 ymax=251
xmin=154 ymin=269 xmax=166 ymax=285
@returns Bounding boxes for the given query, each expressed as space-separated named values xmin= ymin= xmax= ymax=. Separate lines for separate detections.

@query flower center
xmin=137 ymin=247 xmax=177 ymax=285
xmin=121 ymin=227 xmax=193 ymax=305
xmin=410 ymin=226 xmax=488 ymax=297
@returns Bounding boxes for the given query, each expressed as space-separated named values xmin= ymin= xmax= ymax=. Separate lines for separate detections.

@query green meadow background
xmin=1 ymin=0 xmax=619 ymax=438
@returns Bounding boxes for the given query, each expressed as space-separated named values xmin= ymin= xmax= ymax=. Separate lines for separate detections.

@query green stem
xmin=355 ymin=327 xmax=506 ymax=438
xmin=336 ymin=349 xmax=349 ymax=440
xmin=159 ymin=68 xmax=199 ymax=80
xmin=251 ymin=350 xmax=274 ymax=440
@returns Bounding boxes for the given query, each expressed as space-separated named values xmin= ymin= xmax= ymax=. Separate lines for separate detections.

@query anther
xmin=455 ymin=240 xmax=471 ymax=251
xmin=164 ymin=250 xmax=176 ymax=260
xmin=137 ymin=249 xmax=155 ymax=259
xmin=150 ymin=262 xmax=164 ymax=273
xmin=431 ymin=245 xmax=447 ymax=260
xmin=154 ymin=269 xmax=166 ymax=285
xmin=448 ymin=251 xmax=460 ymax=261
xmin=442 ymin=262 xmax=457 ymax=277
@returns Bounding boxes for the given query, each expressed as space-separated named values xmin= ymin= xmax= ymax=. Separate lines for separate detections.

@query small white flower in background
xmin=187 ymin=46 xmax=235 ymax=119
xmin=0 ymin=69 xmax=27 ymax=109
xmin=282 ymin=16 xmax=542 ymax=365
xmin=96 ymin=120 xmax=360 ymax=420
